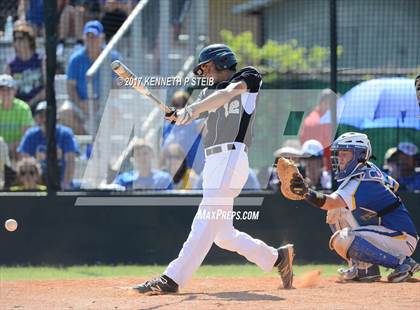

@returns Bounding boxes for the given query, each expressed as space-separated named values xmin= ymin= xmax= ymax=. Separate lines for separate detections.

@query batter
xmin=133 ymin=44 xmax=294 ymax=294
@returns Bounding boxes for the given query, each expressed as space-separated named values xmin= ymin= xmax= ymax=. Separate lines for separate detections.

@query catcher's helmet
xmin=330 ymin=132 xmax=372 ymax=181
xmin=193 ymin=44 xmax=237 ymax=76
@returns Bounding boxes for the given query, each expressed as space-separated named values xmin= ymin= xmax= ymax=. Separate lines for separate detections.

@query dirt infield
xmin=1 ymin=275 xmax=419 ymax=310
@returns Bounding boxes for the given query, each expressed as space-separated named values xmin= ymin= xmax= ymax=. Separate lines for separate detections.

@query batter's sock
xmin=347 ymin=236 xmax=400 ymax=269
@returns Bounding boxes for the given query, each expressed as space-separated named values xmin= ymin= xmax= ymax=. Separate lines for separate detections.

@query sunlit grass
xmin=0 ymin=264 xmax=342 ymax=281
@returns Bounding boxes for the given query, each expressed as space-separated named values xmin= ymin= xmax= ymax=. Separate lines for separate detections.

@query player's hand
xmin=289 ymin=173 xmax=308 ymax=197
xmin=175 ymin=106 xmax=194 ymax=125
xmin=164 ymin=107 xmax=177 ymax=123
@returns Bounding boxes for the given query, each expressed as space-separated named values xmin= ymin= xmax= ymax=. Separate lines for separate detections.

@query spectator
xmin=415 ymin=74 xmax=420 ymax=106
xmin=258 ymin=140 xmax=301 ymax=190
xmin=0 ymin=1 xmax=18 ymax=34
xmin=0 ymin=74 xmax=33 ymax=160
xmin=161 ymin=90 xmax=205 ymax=173
xmin=161 ymin=143 xmax=198 ymax=189
xmin=383 ymin=146 xmax=399 ymax=182
xmin=58 ymin=0 xmax=85 ymax=42
xmin=0 ymin=137 xmax=11 ymax=189
xmin=245 ymin=169 xmax=261 ymax=190
xmin=10 ymin=157 xmax=46 ymax=191
xmin=67 ymin=20 xmax=119 ymax=119
xmin=171 ymin=0 xmax=191 ymax=41
xmin=300 ymin=89 xmax=337 ymax=169
xmin=384 ymin=142 xmax=420 ymax=191
xmin=114 ymin=138 xmax=173 ymax=190
xmin=273 ymin=142 xmax=302 ymax=159
xmin=141 ymin=0 xmax=158 ymax=50
xmin=18 ymin=0 xmax=44 ymax=35
xmin=5 ymin=22 xmax=45 ymax=110
xmin=83 ymin=0 xmax=101 ymax=21
xmin=300 ymin=139 xmax=331 ymax=190
xmin=17 ymin=101 xmax=80 ymax=189
xmin=57 ymin=100 xmax=87 ymax=134
xmin=101 ymin=0 xmax=130 ymax=42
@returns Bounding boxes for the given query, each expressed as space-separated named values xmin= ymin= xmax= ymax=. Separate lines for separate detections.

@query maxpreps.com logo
xmin=196 ymin=209 xmax=260 ymax=221
xmin=116 ymin=76 xmax=214 ymax=88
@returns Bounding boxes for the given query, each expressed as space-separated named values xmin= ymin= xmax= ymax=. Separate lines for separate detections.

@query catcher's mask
xmin=330 ymin=132 xmax=371 ymax=181
xmin=193 ymin=44 xmax=237 ymax=76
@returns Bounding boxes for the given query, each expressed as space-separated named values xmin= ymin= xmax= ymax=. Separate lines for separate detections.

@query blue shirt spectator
xmin=67 ymin=47 xmax=120 ymax=101
xmin=17 ymin=101 xmax=80 ymax=189
xmin=161 ymin=90 xmax=205 ymax=173
xmin=113 ymin=137 xmax=173 ymax=190
xmin=245 ymin=169 xmax=261 ymax=190
xmin=384 ymin=142 xmax=420 ymax=192
xmin=397 ymin=172 xmax=420 ymax=192
xmin=162 ymin=120 xmax=205 ymax=174
xmin=114 ymin=169 xmax=173 ymax=190
xmin=26 ymin=0 xmax=44 ymax=28
xmin=67 ymin=20 xmax=120 ymax=114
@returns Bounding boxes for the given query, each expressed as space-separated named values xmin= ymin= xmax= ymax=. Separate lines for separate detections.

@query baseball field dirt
xmin=1 ymin=276 xmax=419 ymax=310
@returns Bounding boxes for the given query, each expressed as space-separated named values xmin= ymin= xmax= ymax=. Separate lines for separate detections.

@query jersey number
xmin=224 ymin=100 xmax=240 ymax=117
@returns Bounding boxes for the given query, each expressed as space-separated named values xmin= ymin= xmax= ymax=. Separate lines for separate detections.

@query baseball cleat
xmin=409 ymin=261 xmax=420 ymax=275
xmin=356 ymin=265 xmax=381 ymax=282
xmin=133 ymin=275 xmax=179 ymax=295
xmin=275 ymin=244 xmax=294 ymax=289
xmin=338 ymin=265 xmax=381 ymax=282
xmin=388 ymin=257 xmax=419 ymax=283
xmin=337 ymin=265 xmax=358 ymax=281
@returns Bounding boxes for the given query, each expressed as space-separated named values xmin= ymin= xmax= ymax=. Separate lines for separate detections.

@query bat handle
xmin=165 ymin=106 xmax=177 ymax=123
xmin=165 ymin=106 xmax=176 ymax=116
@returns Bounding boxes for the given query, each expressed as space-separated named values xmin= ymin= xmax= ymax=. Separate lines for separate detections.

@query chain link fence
xmin=0 ymin=0 xmax=418 ymax=193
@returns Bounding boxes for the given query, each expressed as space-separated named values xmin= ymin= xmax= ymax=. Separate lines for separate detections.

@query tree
xmin=220 ymin=30 xmax=342 ymax=73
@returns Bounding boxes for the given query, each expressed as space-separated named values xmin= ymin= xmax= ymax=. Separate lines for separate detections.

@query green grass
xmin=0 ymin=264 xmax=342 ymax=281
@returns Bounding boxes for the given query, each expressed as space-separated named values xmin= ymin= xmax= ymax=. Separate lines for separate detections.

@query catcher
xmin=277 ymin=132 xmax=419 ymax=282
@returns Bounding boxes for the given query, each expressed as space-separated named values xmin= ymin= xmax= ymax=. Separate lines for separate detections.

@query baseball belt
xmin=205 ymin=143 xmax=248 ymax=157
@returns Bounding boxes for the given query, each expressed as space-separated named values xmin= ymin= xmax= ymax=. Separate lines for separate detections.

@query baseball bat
xmin=111 ymin=60 xmax=173 ymax=114
xmin=110 ymin=136 xmax=137 ymax=173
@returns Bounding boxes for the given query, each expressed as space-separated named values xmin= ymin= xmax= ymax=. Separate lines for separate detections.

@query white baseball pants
xmin=352 ymin=225 xmax=418 ymax=258
xmin=164 ymin=143 xmax=278 ymax=286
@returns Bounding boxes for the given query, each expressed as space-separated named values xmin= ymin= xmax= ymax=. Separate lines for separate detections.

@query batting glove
xmin=164 ymin=107 xmax=177 ymax=124
xmin=175 ymin=106 xmax=194 ymax=125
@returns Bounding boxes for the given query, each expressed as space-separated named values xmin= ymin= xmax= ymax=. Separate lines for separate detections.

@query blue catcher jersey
xmin=335 ymin=163 xmax=418 ymax=238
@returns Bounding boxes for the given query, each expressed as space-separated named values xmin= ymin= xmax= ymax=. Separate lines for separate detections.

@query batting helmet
xmin=330 ymin=132 xmax=372 ymax=181
xmin=193 ymin=44 xmax=237 ymax=76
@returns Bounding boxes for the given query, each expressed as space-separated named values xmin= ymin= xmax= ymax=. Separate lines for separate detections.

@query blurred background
xmin=0 ymin=0 xmax=418 ymax=193
xmin=0 ymin=0 xmax=419 ymax=265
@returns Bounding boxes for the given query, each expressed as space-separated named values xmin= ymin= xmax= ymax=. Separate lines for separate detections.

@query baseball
xmin=5 ymin=219 xmax=18 ymax=232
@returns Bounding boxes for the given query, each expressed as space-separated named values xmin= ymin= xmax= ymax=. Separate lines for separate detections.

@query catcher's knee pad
xmin=329 ymin=227 xmax=355 ymax=259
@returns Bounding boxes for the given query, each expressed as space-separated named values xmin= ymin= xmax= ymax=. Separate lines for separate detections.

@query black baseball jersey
xmin=197 ymin=66 xmax=262 ymax=149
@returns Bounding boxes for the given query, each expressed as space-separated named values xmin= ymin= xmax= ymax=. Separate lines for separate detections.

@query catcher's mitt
xmin=276 ymin=157 xmax=307 ymax=200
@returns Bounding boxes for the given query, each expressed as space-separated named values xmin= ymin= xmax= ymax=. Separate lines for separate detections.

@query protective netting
xmin=0 ymin=0 xmax=418 ymax=192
